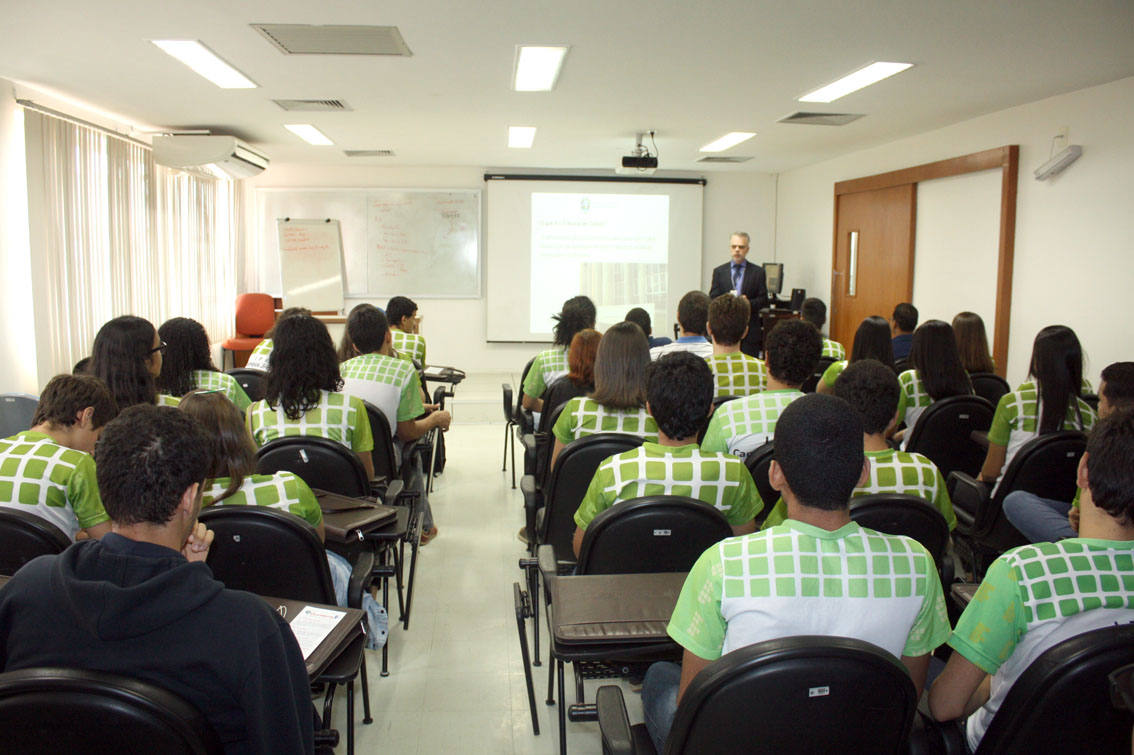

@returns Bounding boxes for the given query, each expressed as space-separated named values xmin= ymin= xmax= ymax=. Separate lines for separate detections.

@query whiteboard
xmin=256 ymin=188 xmax=481 ymax=299
xmin=276 ymin=219 xmax=345 ymax=312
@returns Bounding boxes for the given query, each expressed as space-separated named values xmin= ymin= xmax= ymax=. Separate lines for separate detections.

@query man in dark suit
xmin=709 ymin=231 xmax=768 ymax=357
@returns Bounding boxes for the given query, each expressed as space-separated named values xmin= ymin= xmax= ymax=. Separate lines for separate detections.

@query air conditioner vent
xmin=343 ymin=150 xmax=395 ymax=158
xmin=697 ymin=156 xmax=753 ymax=163
xmin=252 ymin=24 xmax=412 ymax=56
xmin=272 ymin=99 xmax=352 ymax=112
xmin=778 ymin=112 xmax=864 ymax=126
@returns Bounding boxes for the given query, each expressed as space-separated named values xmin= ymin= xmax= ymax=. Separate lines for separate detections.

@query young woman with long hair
xmin=895 ymin=320 xmax=973 ymax=444
xmin=157 ymin=317 xmax=251 ymax=409
xmin=952 ymin=312 xmax=996 ymax=374
xmin=816 ymin=315 xmax=895 ymax=394
xmin=245 ymin=306 xmax=310 ymax=371
xmin=90 ymin=315 xmax=179 ymax=410
xmin=521 ymin=295 xmax=597 ymax=413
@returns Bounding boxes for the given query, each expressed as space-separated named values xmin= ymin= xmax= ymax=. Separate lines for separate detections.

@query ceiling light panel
xmin=151 ymin=40 xmax=257 ymax=89
xmin=513 ymin=46 xmax=569 ymax=91
xmin=284 ymin=124 xmax=333 ymax=145
xmin=700 ymin=132 xmax=756 ymax=152
xmin=798 ymin=62 xmax=913 ymax=103
xmin=508 ymin=126 xmax=536 ymax=148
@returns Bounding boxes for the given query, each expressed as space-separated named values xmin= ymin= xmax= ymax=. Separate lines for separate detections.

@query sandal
xmin=420 ymin=526 xmax=439 ymax=546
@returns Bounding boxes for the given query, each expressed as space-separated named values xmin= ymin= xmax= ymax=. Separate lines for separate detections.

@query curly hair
xmin=774 ymin=394 xmax=864 ymax=511
xmin=552 ymin=296 xmax=597 ymax=347
xmin=262 ymin=314 xmax=343 ymax=420
xmin=833 ymin=359 xmax=900 ymax=435
xmin=90 ymin=315 xmax=159 ymax=410
xmin=766 ymin=319 xmax=822 ymax=387
xmin=647 ymin=351 xmax=714 ymax=441
xmin=156 ymin=318 xmax=216 ymax=398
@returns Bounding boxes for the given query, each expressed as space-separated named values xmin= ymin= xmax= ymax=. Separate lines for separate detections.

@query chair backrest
xmin=974 ymin=624 xmax=1134 ymax=754
xmin=501 ymin=383 xmax=514 ymax=425
xmin=968 ymin=372 xmax=1010 ymax=407
xmin=515 ymin=357 xmax=537 ymax=415
xmin=667 ymin=635 xmax=915 ymax=754
xmin=362 ymin=401 xmax=400 ymax=481
xmin=848 ymin=494 xmax=950 ymax=570
xmin=539 ymin=433 xmax=645 ymax=564
xmin=223 ymin=368 xmax=266 ymax=402
xmin=233 ymin=293 xmax=275 ymax=337
xmin=801 ymin=357 xmax=837 ymax=394
xmin=255 ymin=436 xmax=370 ymax=498
xmin=0 ymin=509 xmax=70 ymax=576
xmin=743 ymin=442 xmax=777 ymax=526
xmin=538 ymin=378 xmax=588 ymax=435
xmin=534 ymin=401 xmax=571 ymax=490
xmin=0 ymin=667 xmax=222 ymax=754
xmin=576 ymin=496 xmax=733 ymax=575
xmin=0 ymin=393 xmax=39 ymax=440
xmin=904 ymin=395 xmax=995 ymax=479
xmin=198 ymin=506 xmax=335 ymax=604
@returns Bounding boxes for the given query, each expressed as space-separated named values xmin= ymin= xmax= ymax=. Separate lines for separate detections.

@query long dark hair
xmin=264 ymin=307 xmax=311 ymax=340
xmin=849 ymin=316 xmax=895 ymax=371
xmin=180 ymin=391 xmax=257 ymax=504
xmin=157 ymin=318 xmax=216 ymax=397
xmin=952 ymin=312 xmax=995 ymax=373
xmin=566 ymin=329 xmax=602 ymax=389
xmin=90 ymin=315 xmax=159 ymax=410
xmin=590 ymin=322 xmax=649 ymax=409
xmin=1030 ymin=325 xmax=1086 ymax=434
xmin=263 ymin=314 xmax=343 ymax=420
xmin=552 ymin=296 xmax=597 ymax=348
xmin=909 ymin=320 xmax=972 ymax=400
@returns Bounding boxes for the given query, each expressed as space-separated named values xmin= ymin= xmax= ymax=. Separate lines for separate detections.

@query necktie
xmin=732 ymin=264 xmax=742 ymax=291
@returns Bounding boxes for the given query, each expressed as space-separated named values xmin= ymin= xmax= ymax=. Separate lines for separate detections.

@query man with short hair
xmin=625 ymin=307 xmax=671 ymax=349
xmin=0 ymin=374 xmax=117 ymax=540
xmin=387 ymin=295 xmax=426 ymax=366
xmin=571 ymin=352 xmax=759 ymax=557
xmin=891 ymin=302 xmax=918 ymax=361
xmin=800 ymin=297 xmax=845 ymax=360
xmin=705 ymin=293 xmax=767 ymax=397
xmin=649 ymin=291 xmax=713 ymax=360
xmin=643 ymin=394 xmax=950 ymax=751
xmin=700 ymin=319 xmax=821 ymax=460
xmin=0 ymin=404 xmax=315 ymax=753
xmin=930 ymin=409 xmax=1134 ymax=751
xmin=709 ymin=232 xmax=768 ymax=357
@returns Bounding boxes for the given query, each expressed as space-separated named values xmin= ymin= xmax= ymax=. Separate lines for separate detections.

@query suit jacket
xmin=710 ymin=259 xmax=768 ymax=353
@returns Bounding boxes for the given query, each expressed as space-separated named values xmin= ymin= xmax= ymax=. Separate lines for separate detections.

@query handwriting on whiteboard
xmin=280 ymin=225 xmax=334 ymax=255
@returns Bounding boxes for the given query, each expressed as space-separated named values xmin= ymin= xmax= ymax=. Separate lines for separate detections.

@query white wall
xmin=775 ymin=76 xmax=1134 ymax=387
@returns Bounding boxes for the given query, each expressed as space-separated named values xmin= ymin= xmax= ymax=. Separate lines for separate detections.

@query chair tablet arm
xmin=346 ymin=548 xmax=377 ymax=610
xmin=518 ymin=409 xmax=534 ymax=435
xmin=947 ymin=472 xmax=989 ymax=532
xmin=521 ymin=433 xmax=539 ymax=455
xmin=377 ymin=478 xmax=405 ymax=507
xmin=537 ymin=544 xmax=559 ymax=583
xmin=596 ymin=685 xmax=638 ymax=755
xmin=520 ymin=476 xmax=542 ymax=510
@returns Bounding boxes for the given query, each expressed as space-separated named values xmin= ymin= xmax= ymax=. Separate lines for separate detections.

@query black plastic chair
xmin=968 ymin=372 xmax=1009 ymax=407
xmin=197 ymin=506 xmax=373 ymax=755
xmin=519 ymin=402 xmax=571 ymax=524
xmin=743 ymin=441 xmax=777 ymax=527
xmin=0 ymin=393 xmax=38 ymax=440
xmin=223 ymin=368 xmax=266 ymax=403
xmin=948 ymin=431 xmax=1086 ymax=579
xmin=597 ymin=635 xmax=917 ymax=754
xmin=904 ymin=395 xmax=995 ymax=480
xmin=917 ymin=624 xmax=1134 ymax=754
xmin=524 ymin=378 xmax=589 ymax=483
xmin=894 ymin=357 xmax=910 ymax=374
xmin=256 ymin=436 xmax=371 ymax=498
xmin=849 ymin=494 xmax=953 ymax=585
xmin=0 ymin=667 xmax=222 ymax=754
xmin=0 ymin=509 xmax=70 ymax=576
xmin=361 ymin=401 xmax=401 ymax=483
xmin=502 ymin=382 xmax=517 ymax=487
xmin=802 ymin=357 xmax=837 ymax=394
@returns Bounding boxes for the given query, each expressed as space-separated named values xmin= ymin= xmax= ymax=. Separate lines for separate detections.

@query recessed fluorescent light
xmin=151 ymin=40 xmax=257 ymax=89
xmin=508 ymin=126 xmax=536 ymax=149
xmin=798 ymin=62 xmax=913 ymax=103
xmin=700 ymin=132 xmax=756 ymax=153
xmin=512 ymin=46 xmax=569 ymax=91
xmin=284 ymin=124 xmax=334 ymax=146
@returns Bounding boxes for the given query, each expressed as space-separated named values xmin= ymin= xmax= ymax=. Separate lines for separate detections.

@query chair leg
xmin=557 ymin=658 xmax=568 ymax=755
xmin=322 ymin=683 xmax=336 ymax=727
xmin=403 ymin=508 xmax=423 ymax=629
xmin=546 ymin=653 xmax=556 ymax=705
xmin=346 ymin=680 xmax=355 ymax=755
xmin=510 ymin=428 xmax=517 ymax=489
xmin=392 ymin=545 xmax=406 ymax=623
xmin=360 ymin=652 xmax=372 ymax=725
xmin=513 ymin=583 xmax=540 ymax=736
xmin=529 ymin=565 xmax=541 ymax=667
xmin=381 ymin=574 xmax=390 ymax=677
xmin=502 ymin=422 xmax=510 ymax=472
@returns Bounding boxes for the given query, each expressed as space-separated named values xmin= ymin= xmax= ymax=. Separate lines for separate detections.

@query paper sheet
xmin=288 ymin=605 xmax=347 ymax=660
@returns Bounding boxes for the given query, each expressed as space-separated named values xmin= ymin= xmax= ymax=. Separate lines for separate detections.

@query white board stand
xmin=276 ymin=218 xmax=345 ymax=312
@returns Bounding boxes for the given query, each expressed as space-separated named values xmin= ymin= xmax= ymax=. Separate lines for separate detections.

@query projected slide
xmin=530 ymin=193 xmax=670 ymax=332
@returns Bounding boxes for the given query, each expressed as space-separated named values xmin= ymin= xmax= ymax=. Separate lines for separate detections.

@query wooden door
xmin=830 ymin=185 xmax=916 ymax=348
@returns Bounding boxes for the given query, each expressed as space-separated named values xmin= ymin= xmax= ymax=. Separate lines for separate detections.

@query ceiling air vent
xmin=344 ymin=150 xmax=395 ymax=158
xmin=272 ymin=99 xmax=352 ymax=112
xmin=778 ymin=112 xmax=864 ymax=126
xmin=697 ymin=156 xmax=753 ymax=163
xmin=252 ymin=24 xmax=412 ymax=56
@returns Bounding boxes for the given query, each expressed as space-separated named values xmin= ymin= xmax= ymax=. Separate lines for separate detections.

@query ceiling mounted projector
xmin=615 ymin=131 xmax=658 ymax=175
xmin=1034 ymin=145 xmax=1082 ymax=181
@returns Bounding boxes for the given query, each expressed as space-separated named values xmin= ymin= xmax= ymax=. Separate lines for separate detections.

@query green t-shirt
xmin=821 ymin=359 xmax=849 ymax=388
xmin=705 ymin=352 xmax=767 ymax=398
xmin=391 ymin=329 xmax=427 ymax=366
xmin=191 ymin=369 xmax=252 ymax=411
xmin=340 ymin=353 xmax=425 ymax=433
xmin=574 ymin=441 xmax=761 ymax=530
xmin=896 ymin=369 xmax=935 ymax=439
xmin=522 ymin=347 xmax=569 ymax=399
xmin=986 ymin=381 xmax=1097 ymax=481
xmin=247 ymin=390 xmax=374 ymax=453
xmin=701 ymin=389 xmax=804 ymax=460
xmin=246 ymin=338 xmax=273 ymax=371
xmin=156 ymin=393 xmax=182 ymax=407
xmin=0 ymin=431 xmax=108 ymax=539
xmin=203 ymin=470 xmax=323 ymax=528
xmin=667 ymin=519 xmax=950 ymax=662
xmin=821 ymin=338 xmax=846 ymax=361
xmin=552 ymin=397 xmax=659 ymax=446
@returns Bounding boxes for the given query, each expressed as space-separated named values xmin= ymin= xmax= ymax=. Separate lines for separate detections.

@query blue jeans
xmin=1003 ymin=490 xmax=1074 ymax=543
xmin=642 ymin=661 xmax=681 ymax=752
xmin=326 ymin=550 xmax=389 ymax=650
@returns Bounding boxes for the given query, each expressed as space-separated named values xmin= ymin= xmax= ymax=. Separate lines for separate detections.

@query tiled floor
xmin=326 ymin=375 xmax=644 ymax=754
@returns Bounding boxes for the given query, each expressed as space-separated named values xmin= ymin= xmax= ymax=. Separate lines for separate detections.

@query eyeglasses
xmin=148 ymin=341 xmax=167 ymax=355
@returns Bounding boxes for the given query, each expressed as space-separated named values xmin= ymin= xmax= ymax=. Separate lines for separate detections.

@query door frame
xmin=831 ymin=145 xmax=1019 ymax=376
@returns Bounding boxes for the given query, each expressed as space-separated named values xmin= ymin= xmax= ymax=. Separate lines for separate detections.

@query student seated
xmin=800 ymin=297 xmax=845 ymax=360
xmin=157 ymin=317 xmax=251 ymax=410
xmin=625 ymin=307 xmax=671 ymax=349
xmin=541 ymin=328 xmax=601 ymax=418
xmin=522 ymin=295 xmax=596 ymax=413
xmin=649 ymin=291 xmax=713 ymax=360
xmin=952 ymin=311 xmax=995 ymax=374
xmin=247 ymin=313 xmax=376 ymax=480
xmin=245 ymin=306 xmax=310 ymax=372
xmin=891 ymin=302 xmax=918 ymax=362
xmin=571 ymin=351 xmax=760 ymax=557
xmin=1004 ymin=361 xmax=1134 ymax=543
xmin=701 ymin=319 xmax=821 ymax=459
xmin=816 ymin=314 xmax=896 ymax=394
xmin=895 ymin=320 xmax=973 ymax=446
xmin=929 ymin=409 xmax=1134 ymax=751
xmin=0 ymin=404 xmax=314 ymax=754
xmin=704 ymin=294 xmax=767 ymax=398
xmin=0 ymin=374 xmax=117 ymax=540
xmin=386 ymin=295 xmax=427 ymax=366
xmin=337 ymin=303 xmax=392 ymax=362
xmin=90 ymin=315 xmax=181 ymax=408
xmin=642 ymin=393 xmax=950 ymax=751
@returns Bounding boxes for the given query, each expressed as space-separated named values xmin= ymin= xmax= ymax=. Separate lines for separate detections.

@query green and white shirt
xmin=340 ymin=353 xmax=424 ymax=436
xmin=949 ymin=539 xmax=1134 ymax=751
xmin=0 ymin=431 xmax=108 ymax=540
xmin=190 ymin=369 xmax=252 ymax=411
xmin=667 ymin=520 xmax=950 ymax=662
xmin=701 ymin=389 xmax=805 ymax=460
xmin=987 ymin=381 xmax=1097 ymax=482
xmin=896 ymin=369 xmax=937 ymax=446
xmin=1015 ymin=377 xmax=1094 ymax=394
xmin=247 ymin=390 xmax=374 ymax=453
xmin=650 ymin=339 xmax=714 ymax=361
xmin=821 ymin=338 xmax=846 ymax=361
xmin=523 ymin=347 xmax=570 ymax=400
xmin=156 ymin=393 xmax=182 ymax=407
xmin=552 ymin=397 xmax=659 ymax=446
xmin=202 ymin=471 xmax=323 ymax=529
xmin=821 ymin=359 xmax=849 ymax=389
xmin=391 ymin=329 xmax=427 ymax=366
xmin=245 ymin=339 xmax=273 ymax=371
xmin=574 ymin=442 xmax=761 ymax=530
xmin=705 ymin=352 xmax=767 ymax=398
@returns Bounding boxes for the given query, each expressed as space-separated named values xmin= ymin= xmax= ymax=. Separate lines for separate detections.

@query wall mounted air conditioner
xmin=152 ymin=135 xmax=269 ymax=179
